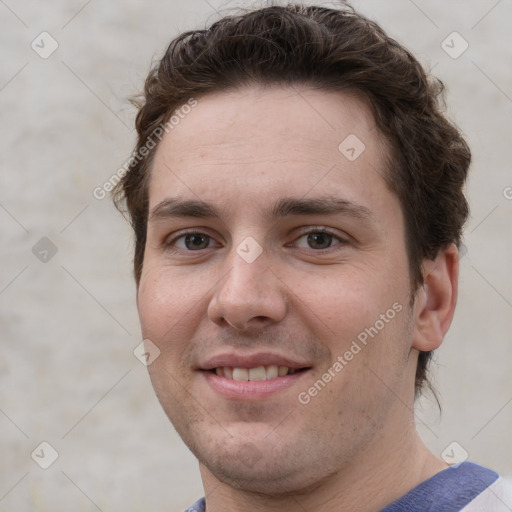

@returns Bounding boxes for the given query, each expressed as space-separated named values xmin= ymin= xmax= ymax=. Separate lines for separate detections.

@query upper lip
xmin=199 ymin=351 xmax=312 ymax=371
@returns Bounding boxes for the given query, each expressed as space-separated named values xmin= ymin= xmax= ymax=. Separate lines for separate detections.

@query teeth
xmin=215 ymin=365 xmax=298 ymax=381
xmin=232 ymin=368 xmax=249 ymax=381
xmin=266 ymin=365 xmax=278 ymax=379
xmin=248 ymin=366 xmax=266 ymax=381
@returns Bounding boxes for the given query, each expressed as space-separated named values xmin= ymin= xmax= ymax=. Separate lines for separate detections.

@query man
xmin=113 ymin=3 xmax=508 ymax=511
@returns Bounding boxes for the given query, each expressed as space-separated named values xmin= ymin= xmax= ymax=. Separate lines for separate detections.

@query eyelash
xmin=163 ymin=227 xmax=348 ymax=254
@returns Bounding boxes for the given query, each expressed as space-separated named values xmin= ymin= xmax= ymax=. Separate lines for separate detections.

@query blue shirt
xmin=184 ymin=462 xmax=499 ymax=511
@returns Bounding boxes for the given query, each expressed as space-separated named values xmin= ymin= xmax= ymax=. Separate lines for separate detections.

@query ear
xmin=412 ymin=243 xmax=459 ymax=352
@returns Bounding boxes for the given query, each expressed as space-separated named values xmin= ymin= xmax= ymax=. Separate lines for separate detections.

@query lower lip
xmin=201 ymin=370 xmax=310 ymax=400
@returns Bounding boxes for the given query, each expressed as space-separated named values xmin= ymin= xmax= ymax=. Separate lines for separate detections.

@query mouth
xmin=209 ymin=365 xmax=308 ymax=381
xmin=198 ymin=353 xmax=313 ymax=400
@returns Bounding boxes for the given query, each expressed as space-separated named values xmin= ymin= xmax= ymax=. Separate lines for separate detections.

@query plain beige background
xmin=1 ymin=0 xmax=511 ymax=510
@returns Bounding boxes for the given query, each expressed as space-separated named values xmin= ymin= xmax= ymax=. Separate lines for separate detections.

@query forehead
xmin=149 ymin=85 xmax=393 ymax=218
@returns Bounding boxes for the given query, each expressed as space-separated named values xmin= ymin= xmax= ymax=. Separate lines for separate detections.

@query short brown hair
xmin=113 ymin=2 xmax=470 ymax=396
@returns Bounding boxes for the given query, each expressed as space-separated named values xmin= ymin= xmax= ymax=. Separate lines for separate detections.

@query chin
xmin=200 ymin=447 xmax=340 ymax=497
xmin=184 ymin=421 xmax=341 ymax=496
xmin=201 ymin=453 xmax=309 ymax=495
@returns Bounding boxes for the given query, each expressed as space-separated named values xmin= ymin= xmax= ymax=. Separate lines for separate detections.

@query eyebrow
xmin=149 ymin=196 xmax=375 ymax=223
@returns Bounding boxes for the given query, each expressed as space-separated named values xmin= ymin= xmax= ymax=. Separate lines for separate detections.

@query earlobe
xmin=412 ymin=243 xmax=459 ymax=352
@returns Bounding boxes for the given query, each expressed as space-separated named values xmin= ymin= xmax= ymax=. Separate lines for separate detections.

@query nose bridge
xmin=208 ymin=237 xmax=287 ymax=329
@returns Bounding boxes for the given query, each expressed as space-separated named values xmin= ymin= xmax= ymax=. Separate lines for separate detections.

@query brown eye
xmin=307 ymin=232 xmax=333 ymax=250
xmin=183 ymin=233 xmax=211 ymax=250
xmin=291 ymin=228 xmax=348 ymax=252
xmin=165 ymin=231 xmax=217 ymax=252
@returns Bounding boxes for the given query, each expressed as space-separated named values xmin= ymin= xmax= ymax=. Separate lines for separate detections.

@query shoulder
xmin=183 ymin=497 xmax=206 ymax=512
xmin=381 ymin=461 xmax=501 ymax=511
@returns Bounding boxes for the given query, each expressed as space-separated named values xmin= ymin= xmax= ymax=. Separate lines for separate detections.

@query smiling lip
xmin=199 ymin=351 xmax=311 ymax=371
xmin=202 ymin=370 xmax=310 ymax=400
xmin=198 ymin=351 xmax=312 ymax=400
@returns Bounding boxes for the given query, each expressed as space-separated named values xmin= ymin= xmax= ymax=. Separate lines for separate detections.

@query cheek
xmin=137 ymin=269 xmax=172 ymax=336
xmin=137 ymin=266 xmax=203 ymax=355
xmin=138 ymin=269 xmax=200 ymax=410
xmin=292 ymin=264 xmax=412 ymax=401
xmin=292 ymin=264 xmax=404 ymax=340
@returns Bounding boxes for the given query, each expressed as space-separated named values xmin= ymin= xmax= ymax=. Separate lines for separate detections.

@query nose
xmin=207 ymin=247 xmax=288 ymax=331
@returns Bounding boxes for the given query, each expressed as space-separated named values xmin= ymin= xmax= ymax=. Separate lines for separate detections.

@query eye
xmin=293 ymin=229 xmax=347 ymax=250
xmin=165 ymin=231 xmax=218 ymax=251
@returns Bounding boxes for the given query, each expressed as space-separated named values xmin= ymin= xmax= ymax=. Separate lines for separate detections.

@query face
xmin=137 ymin=86 xmax=420 ymax=495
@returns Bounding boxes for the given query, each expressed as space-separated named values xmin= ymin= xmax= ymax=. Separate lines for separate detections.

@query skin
xmin=137 ymin=85 xmax=459 ymax=511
